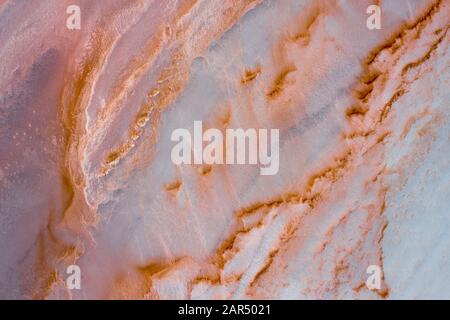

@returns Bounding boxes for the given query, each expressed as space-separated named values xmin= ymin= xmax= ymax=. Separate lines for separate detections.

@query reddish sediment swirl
xmin=0 ymin=0 xmax=448 ymax=299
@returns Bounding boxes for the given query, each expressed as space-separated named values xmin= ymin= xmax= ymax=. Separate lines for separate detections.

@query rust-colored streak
xmin=266 ymin=67 xmax=297 ymax=99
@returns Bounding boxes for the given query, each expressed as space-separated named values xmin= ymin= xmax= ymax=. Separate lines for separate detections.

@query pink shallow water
xmin=0 ymin=0 xmax=449 ymax=299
